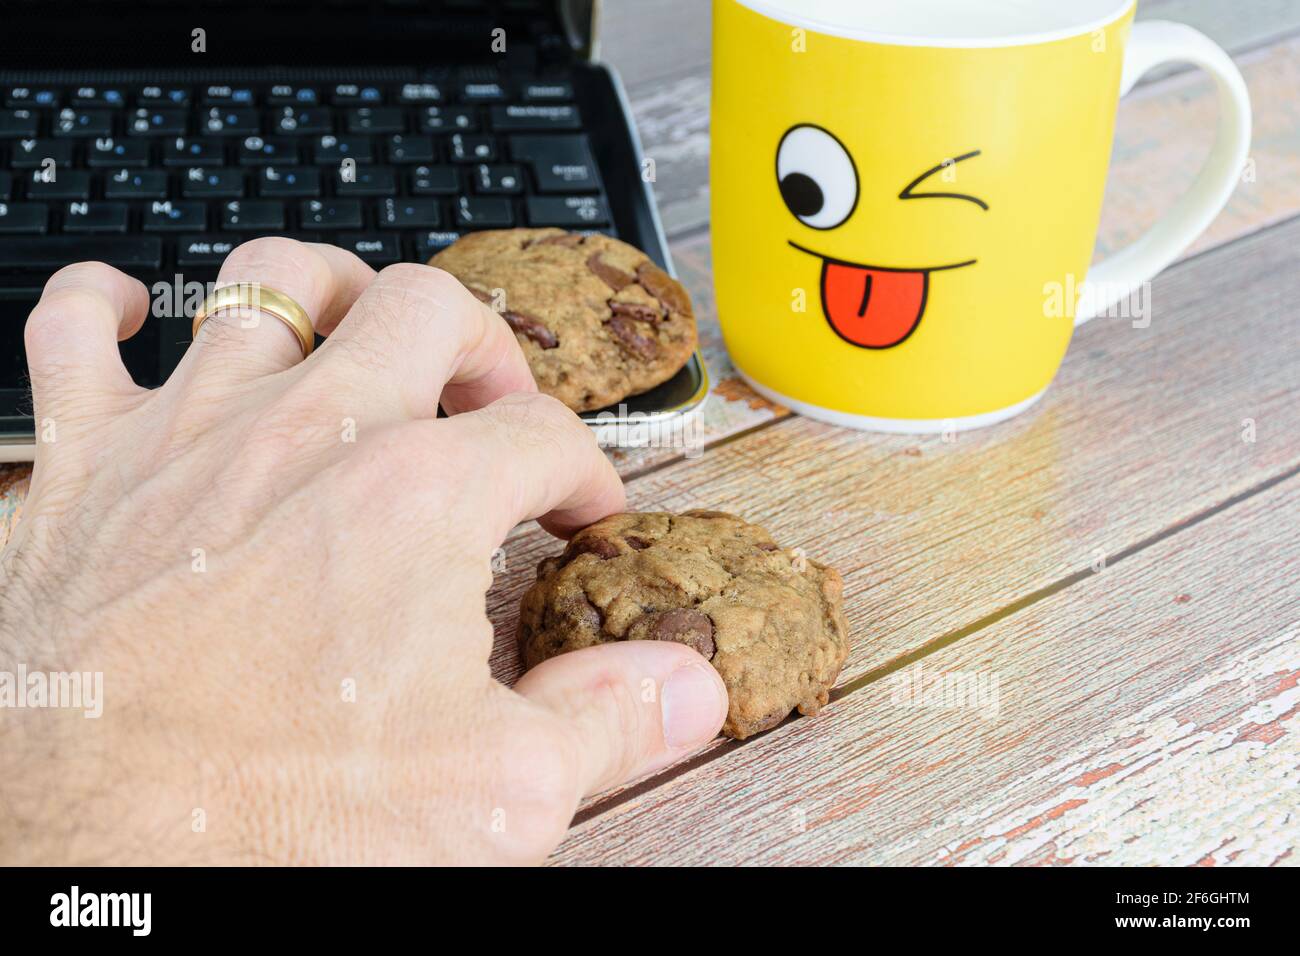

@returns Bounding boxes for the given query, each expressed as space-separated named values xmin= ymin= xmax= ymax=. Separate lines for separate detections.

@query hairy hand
xmin=0 ymin=238 xmax=727 ymax=865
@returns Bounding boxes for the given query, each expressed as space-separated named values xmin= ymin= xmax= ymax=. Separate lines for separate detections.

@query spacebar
xmin=0 ymin=237 xmax=163 ymax=271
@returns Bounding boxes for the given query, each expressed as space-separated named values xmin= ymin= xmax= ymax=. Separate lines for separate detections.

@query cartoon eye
xmin=776 ymin=124 xmax=859 ymax=230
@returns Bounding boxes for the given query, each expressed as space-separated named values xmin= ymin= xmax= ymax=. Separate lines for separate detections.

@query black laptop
xmin=0 ymin=0 xmax=706 ymax=455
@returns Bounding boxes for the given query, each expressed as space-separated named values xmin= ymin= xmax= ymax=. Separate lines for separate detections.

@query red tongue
xmin=822 ymin=262 xmax=928 ymax=349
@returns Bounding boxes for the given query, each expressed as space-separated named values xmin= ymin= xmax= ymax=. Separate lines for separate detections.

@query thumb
xmin=514 ymin=641 xmax=729 ymax=798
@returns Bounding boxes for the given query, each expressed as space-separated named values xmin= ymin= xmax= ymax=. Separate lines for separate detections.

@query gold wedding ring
xmin=192 ymin=283 xmax=315 ymax=359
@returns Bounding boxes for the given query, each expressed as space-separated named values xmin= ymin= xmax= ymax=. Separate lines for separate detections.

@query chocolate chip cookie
xmin=428 ymin=228 xmax=697 ymax=412
xmin=518 ymin=511 xmax=851 ymax=739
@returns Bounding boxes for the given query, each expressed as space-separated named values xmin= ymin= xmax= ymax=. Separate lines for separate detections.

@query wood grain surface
xmin=550 ymin=478 xmax=1300 ymax=865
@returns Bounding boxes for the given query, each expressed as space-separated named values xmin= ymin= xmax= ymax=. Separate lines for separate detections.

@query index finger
xmin=314 ymin=263 xmax=538 ymax=420
xmin=429 ymin=390 xmax=624 ymax=544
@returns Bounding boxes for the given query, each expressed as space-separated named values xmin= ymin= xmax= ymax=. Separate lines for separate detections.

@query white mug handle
xmin=1076 ymin=20 xmax=1252 ymax=325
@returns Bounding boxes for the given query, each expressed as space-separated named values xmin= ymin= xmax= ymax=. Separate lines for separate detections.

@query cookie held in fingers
xmin=428 ymin=228 xmax=698 ymax=412
xmin=518 ymin=511 xmax=851 ymax=740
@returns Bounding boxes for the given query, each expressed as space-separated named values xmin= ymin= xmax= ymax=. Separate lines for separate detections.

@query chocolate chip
xmin=609 ymin=300 xmax=664 ymax=324
xmin=625 ymin=535 xmax=652 ymax=550
xmin=536 ymin=555 xmax=564 ymax=578
xmin=530 ymin=233 xmax=584 ymax=248
xmin=684 ymin=509 xmax=732 ymax=519
xmin=567 ymin=536 xmax=620 ymax=560
xmin=648 ymin=608 xmax=715 ymax=660
xmin=503 ymin=310 xmax=559 ymax=350
xmin=468 ymin=286 xmax=495 ymax=306
xmin=587 ymin=253 xmax=635 ymax=291
xmin=605 ymin=314 xmax=659 ymax=360
xmin=636 ymin=262 xmax=692 ymax=316
xmin=566 ymin=594 xmax=604 ymax=631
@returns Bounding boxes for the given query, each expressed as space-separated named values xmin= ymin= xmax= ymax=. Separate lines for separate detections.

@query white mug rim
xmin=730 ymin=0 xmax=1137 ymax=49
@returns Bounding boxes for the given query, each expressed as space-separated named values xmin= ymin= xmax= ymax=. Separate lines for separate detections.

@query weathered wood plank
xmin=1140 ymin=0 xmax=1300 ymax=64
xmin=483 ymin=212 xmax=1300 ymax=817
xmin=600 ymin=0 xmax=712 ymax=93
xmin=551 ymin=476 xmax=1300 ymax=865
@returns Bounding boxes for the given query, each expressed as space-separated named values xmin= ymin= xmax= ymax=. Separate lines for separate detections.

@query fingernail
xmin=661 ymin=663 xmax=727 ymax=750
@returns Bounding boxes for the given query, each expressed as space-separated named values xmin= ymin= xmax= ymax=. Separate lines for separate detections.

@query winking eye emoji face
xmin=709 ymin=0 xmax=1132 ymax=425
xmin=775 ymin=124 xmax=984 ymax=350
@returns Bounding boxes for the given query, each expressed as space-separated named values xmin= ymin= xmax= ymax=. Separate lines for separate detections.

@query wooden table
xmin=3 ymin=0 xmax=1298 ymax=866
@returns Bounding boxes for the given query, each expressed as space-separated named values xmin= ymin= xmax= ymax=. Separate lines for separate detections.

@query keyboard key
xmin=5 ymin=87 xmax=60 ymax=108
xmin=0 ymin=173 xmax=10 ymax=200
xmin=164 ymin=137 xmax=224 ymax=166
xmin=378 ymin=197 xmax=440 ymax=229
xmin=448 ymin=133 xmax=496 ymax=163
xmin=472 ymin=163 xmax=524 ymax=195
xmin=346 ymin=107 xmax=404 ymax=134
xmin=104 ymin=168 xmax=169 ymax=199
xmin=221 ymin=200 xmax=284 ymax=231
xmin=331 ymin=83 xmax=384 ymax=105
xmin=88 ymin=137 xmax=151 ymax=167
xmin=142 ymin=200 xmax=206 ymax=231
xmin=526 ymin=195 xmax=610 ymax=227
xmin=337 ymin=233 xmax=400 ymax=265
xmin=397 ymin=83 xmax=444 ymax=104
xmin=410 ymin=164 xmax=459 ymax=195
xmin=267 ymin=84 xmax=320 ymax=106
xmin=489 ymin=104 xmax=580 ymax=131
xmin=522 ymin=81 xmax=574 ymax=102
xmin=238 ymin=136 xmax=300 ymax=165
xmin=300 ymin=199 xmax=363 ymax=230
xmin=137 ymin=86 xmax=191 ymax=107
xmin=311 ymin=135 xmax=374 ymax=164
xmin=417 ymin=107 xmax=477 ymax=133
xmin=202 ymin=85 xmax=256 ymax=105
xmin=510 ymin=134 xmax=600 ymax=192
xmin=201 ymin=107 xmax=260 ymax=135
xmin=335 ymin=166 xmax=396 ymax=196
xmin=0 ymin=110 xmax=39 ymax=138
xmin=453 ymin=196 xmax=513 ymax=229
xmin=27 ymin=170 xmax=91 ymax=200
xmin=71 ymin=86 xmax=127 ymax=108
xmin=10 ymin=139 xmax=74 ymax=169
xmin=63 ymin=201 xmax=129 ymax=233
xmin=0 ymin=236 xmax=161 ymax=269
xmin=258 ymin=166 xmax=321 ymax=197
xmin=385 ymin=134 xmax=436 ymax=164
xmin=180 ymin=167 xmax=245 ymax=198
xmin=413 ymin=229 xmax=463 ymax=256
xmin=459 ymin=81 xmax=508 ymax=103
xmin=0 ymin=202 xmax=49 ymax=234
xmin=126 ymin=107 xmax=187 ymax=136
xmin=176 ymin=234 xmax=240 ymax=267
xmin=53 ymin=109 xmax=113 ymax=137
xmin=272 ymin=106 xmax=332 ymax=135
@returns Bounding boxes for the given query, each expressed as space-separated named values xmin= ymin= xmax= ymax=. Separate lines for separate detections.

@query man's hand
xmin=0 ymin=238 xmax=727 ymax=865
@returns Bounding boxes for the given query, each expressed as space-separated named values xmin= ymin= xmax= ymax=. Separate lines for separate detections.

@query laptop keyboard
xmin=0 ymin=74 xmax=613 ymax=276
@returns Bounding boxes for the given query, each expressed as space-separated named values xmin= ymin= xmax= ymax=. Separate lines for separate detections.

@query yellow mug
xmin=711 ymin=0 xmax=1251 ymax=431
